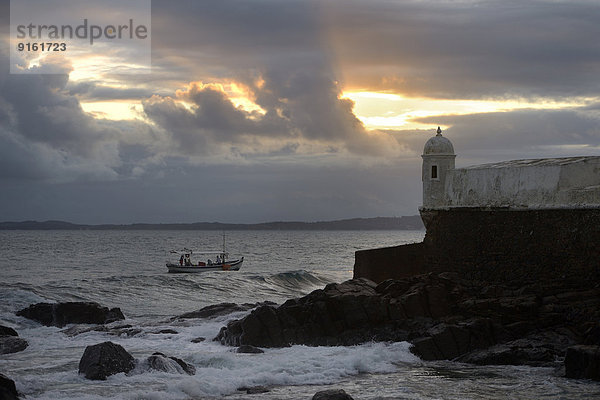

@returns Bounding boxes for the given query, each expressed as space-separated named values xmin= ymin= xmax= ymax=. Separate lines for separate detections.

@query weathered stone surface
xmin=146 ymin=352 xmax=195 ymax=375
xmin=0 ymin=336 xmax=28 ymax=355
xmin=0 ymin=326 xmax=18 ymax=337
xmin=419 ymin=208 xmax=600 ymax=287
xmin=355 ymin=242 xmax=425 ymax=284
xmin=17 ymin=302 xmax=125 ymax=327
xmin=78 ymin=341 xmax=135 ymax=380
xmin=236 ymin=345 xmax=264 ymax=354
xmin=565 ymin=345 xmax=600 ymax=380
xmin=0 ymin=373 xmax=19 ymax=400
xmin=191 ymin=337 xmax=206 ymax=343
xmin=312 ymin=389 xmax=354 ymax=400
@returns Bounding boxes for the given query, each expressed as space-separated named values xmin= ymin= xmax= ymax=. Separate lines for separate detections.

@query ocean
xmin=1 ymin=230 xmax=599 ymax=399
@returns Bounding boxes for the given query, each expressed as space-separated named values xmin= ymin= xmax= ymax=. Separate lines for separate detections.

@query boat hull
xmin=166 ymin=257 xmax=243 ymax=273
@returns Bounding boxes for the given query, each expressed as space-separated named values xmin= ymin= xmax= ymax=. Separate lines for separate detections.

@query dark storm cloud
xmin=150 ymin=0 xmax=322 ymax=72
xmin=143 ymin=0 xmax=600 ymax=158
xmin=147 ymin=0 xmax=600 ymax=99
xmin=0 ymin=46 xmax=159 ymax=181
xmin=142 ymin=69 xmax=398 ymax=157
xmin=137 ymin=0 xmax=397 ymax=155
xmin=321 ymin=0 xmax=600 ymax=99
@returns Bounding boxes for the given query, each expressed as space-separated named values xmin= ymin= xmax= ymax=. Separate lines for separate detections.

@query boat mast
xmin=222 ymin=232 xmax=226 ymax=261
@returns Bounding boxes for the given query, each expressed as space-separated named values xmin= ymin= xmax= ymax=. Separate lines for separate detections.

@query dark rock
xmin=216 ymin=278 xmax=407 ymax=348
xmin=583 ymin=323 xmax=600 ymax=346
xmin=78 ymin=341 xmax=135 ymax=380
xmin=413 ymin=319 xmax=496 ymax=361
xmin=105 ymin=308 xmax=126 ymax=324
xmin=146 ymin=352 xmax=195 ymax=375
xmin=191 ymin=337 xmax=206 ymax=343
xmin=458 ymin=343 xmax=554 ymax=367
xmin=60 ymin=323 xmax=141 ymax=338
xmin=0 ymin=326 xmax=18 ymax=337
xmin=456 ymin=327 xmax=575 ymax=367
xmin=312 ymin=389 xmax=354 ymax=400
xmin=212 ymin=272 xmax=600 ymax=374
xmin=0 ymin=373 xmax=19 ymax=400
xmin=410 ymin=336 xmax=443 ymax=361
xmin=565 ymin=345 xmax=600 ymax=380
xmin=0 ymin=336 xmax=28 ymax=355
xmin=17 ymin=302 xmax=125 ymax=327
xmin=151 ymin=329 xmax=178 ymax=334
xmin=60 ymin=324 xmax=102 ymax=337
xmin=178 ymin=303 xmax=247 ymax=319
xmin=109 ymin=327 xmax=142 ymax=337
xmin=177 ymin=301 xmax=277 ymax=320
xmin=236 ymin=345 xmax=264 ymax=354
xmin=237 ymin=385 xmax=270 ymax=394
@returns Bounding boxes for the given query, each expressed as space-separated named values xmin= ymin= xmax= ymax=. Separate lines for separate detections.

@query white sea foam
xmin=174 ymin=341 xmax=420 ymax=397
xmin=3 ymin=303 xmax=420 ymax=399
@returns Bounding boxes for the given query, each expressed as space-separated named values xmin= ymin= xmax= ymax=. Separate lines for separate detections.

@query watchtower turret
xmin=421 ymin=127 xmax=455 ymax=208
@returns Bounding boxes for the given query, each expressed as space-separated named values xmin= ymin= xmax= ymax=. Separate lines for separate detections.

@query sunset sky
xmin=1 ymin=0 xmax=600 ymax=223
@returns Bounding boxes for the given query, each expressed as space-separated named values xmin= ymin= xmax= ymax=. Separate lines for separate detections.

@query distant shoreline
xmin=0 ymin=216 xmax=425 ymax=231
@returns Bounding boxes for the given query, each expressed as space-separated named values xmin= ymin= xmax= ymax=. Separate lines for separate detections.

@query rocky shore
xmin=2 ymin=277 xmax=599 ymax=398
xmin=216 ymin=273 xmax=600 ymax=378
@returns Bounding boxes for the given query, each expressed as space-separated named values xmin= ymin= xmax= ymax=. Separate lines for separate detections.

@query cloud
xmin=320 ymin=0 xmax=600 ymax=99
xmin=143 ymin=74 xmax=401 ymax=158
xmin=0 ymin=46 xmax=161 ymax=182
xmin=1 ymin=0 xmax=599 ymax=223
xmin=0 ymin=159 xmax=422 ymax=224
xmin=67 ymin=81 xmax=161 ymax=101
xmin=411 ymin=107 xmax=600 ymax=165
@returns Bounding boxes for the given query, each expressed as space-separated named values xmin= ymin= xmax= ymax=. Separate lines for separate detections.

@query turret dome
xmin=423 ymin=127 xmax=454 ymax=155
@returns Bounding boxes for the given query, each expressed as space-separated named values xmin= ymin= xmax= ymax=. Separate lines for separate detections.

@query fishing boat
xmin=166 ymin=235 xmax=243 ymax=273
xmin=166 ymin=254 xmax=244 ymax=273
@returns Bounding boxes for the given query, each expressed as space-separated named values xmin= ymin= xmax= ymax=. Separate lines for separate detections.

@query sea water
xmin=1 ymin=230 xmax=599 ymax=399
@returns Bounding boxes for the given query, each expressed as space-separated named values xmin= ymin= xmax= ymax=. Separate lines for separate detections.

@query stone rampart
xmin=353 ymin=242 xmax=425 ymax=283
xmin=419 ymin=207 xmax=600 ymax=286
xmin=354 ymin=208 xmax=600 ymax=286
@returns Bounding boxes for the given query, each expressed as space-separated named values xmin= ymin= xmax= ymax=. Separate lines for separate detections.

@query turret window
xmin=431 ymin=165 xmax=438 ymax=179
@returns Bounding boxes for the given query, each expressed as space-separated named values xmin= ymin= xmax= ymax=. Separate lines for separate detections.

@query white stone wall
xmin=422 ymin=154 xmax=455 ymax=208
xmin=441 ymin=156 xmax=600 ymax=209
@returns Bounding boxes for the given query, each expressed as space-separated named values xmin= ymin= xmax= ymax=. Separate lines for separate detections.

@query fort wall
xmin=354 ymin=129 xmax=600 ymax=286
xmin=354 ymin=208 xmax=600 ymax=286
xmin=354 ymin=242 xmax=424 ymax=283
xmin=445 ymin=157 xmax=600 ymax=209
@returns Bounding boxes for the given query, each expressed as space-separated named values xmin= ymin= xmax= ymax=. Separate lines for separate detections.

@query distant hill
xmin=0 ymin=216 xmax=424 ymax=231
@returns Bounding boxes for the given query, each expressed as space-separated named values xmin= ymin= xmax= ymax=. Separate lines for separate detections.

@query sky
xmin=1 ymin=0 xmax=599 ymax=224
